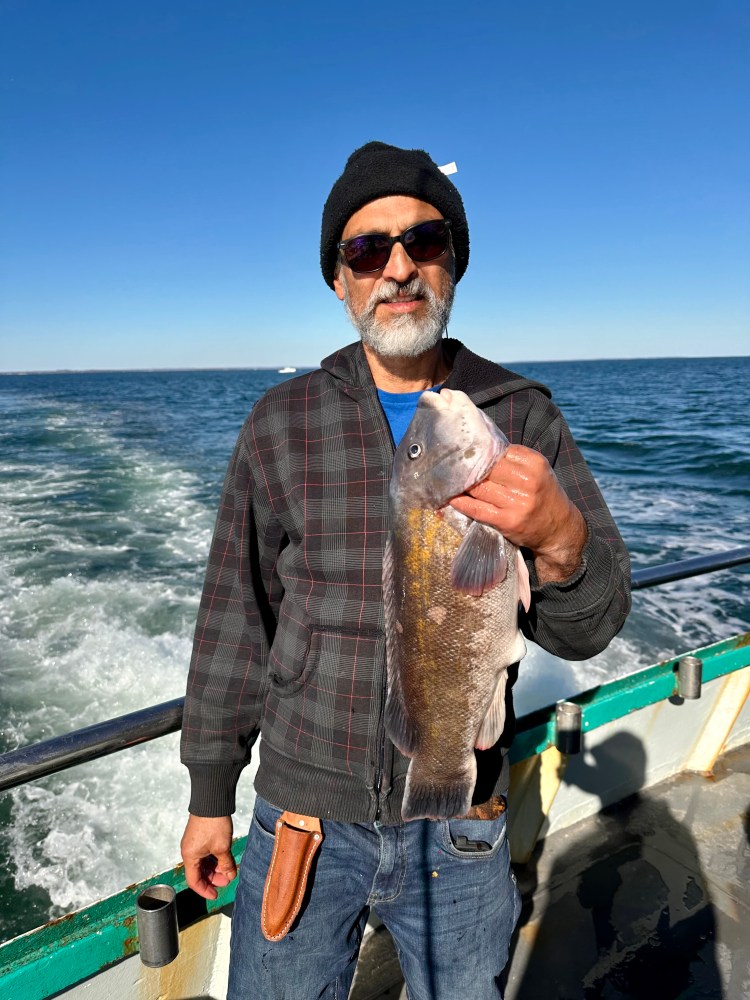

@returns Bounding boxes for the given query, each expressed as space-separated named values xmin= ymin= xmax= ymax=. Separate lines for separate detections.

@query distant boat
xmin=278 ymin=366 xmax=297 ymax=374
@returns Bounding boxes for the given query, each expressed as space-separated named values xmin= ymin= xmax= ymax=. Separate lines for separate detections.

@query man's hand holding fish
xmin=449 ymin=443 xmax=590 ymax=584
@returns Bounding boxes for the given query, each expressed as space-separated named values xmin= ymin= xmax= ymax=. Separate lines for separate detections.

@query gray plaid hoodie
xmin=181 ymin=340 xmax=631 ymax=823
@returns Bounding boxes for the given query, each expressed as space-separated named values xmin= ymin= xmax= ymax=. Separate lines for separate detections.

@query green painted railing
xmin=1 ymin=630 xmax=748 ymax=1000
xmin=0 ymin=838 xmax=246 ymax=1000
xmin=510 ymin=630 xmax=750 ymax=762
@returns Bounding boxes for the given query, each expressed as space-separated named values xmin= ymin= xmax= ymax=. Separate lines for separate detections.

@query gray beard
xmin=341 ymin=274 xmax=455 ymax=359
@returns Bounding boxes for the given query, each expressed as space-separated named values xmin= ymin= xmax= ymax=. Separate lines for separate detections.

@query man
xmin=180 ymin=141 xmax=631 ymax=999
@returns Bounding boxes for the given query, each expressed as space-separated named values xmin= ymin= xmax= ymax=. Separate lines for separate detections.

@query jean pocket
xmin=439 ymin=813 xmax=508 ymax=860
xmin=251 ymin=796 xmax=284 ymax=842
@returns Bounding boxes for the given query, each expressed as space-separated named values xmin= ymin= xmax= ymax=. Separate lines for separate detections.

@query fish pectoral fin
xmin=450 ymin=521 xmax=507 ymax=596
xmin=517 ymin=548 xmax=531 ymax=613
xmin=475 ymin=670 xmax=510 ymax=750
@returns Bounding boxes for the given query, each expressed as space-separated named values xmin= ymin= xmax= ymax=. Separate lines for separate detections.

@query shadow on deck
xmin=350 ymin=741 xmax=750 ymax=1000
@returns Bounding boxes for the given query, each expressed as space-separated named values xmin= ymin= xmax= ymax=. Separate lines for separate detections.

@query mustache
xmin=369 ymin=278 xmax=432 ymax=308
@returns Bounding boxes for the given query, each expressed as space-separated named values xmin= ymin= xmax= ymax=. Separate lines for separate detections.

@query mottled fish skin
xmin=384 ymin=389 xmax=528 ymax=822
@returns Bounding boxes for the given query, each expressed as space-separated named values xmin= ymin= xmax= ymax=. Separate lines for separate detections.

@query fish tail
xmin=402 ymin=761 xmax=476 ymax=821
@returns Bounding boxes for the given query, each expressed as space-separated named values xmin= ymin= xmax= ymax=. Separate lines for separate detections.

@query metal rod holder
xmin=677 ymin=656 xmax=703 ymax=699
xmin=555 ymin=701 xmax=582 ymax=755
xmin=136 ymin=884 xmax=179 ymax=968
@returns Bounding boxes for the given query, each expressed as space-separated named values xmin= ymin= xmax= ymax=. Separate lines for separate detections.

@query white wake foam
xmin=1 ymin=381 xmax=747 ymax=926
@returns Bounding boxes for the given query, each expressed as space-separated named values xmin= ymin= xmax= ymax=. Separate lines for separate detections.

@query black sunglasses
xmin=337 ymin=219 xmax=452 ymax=274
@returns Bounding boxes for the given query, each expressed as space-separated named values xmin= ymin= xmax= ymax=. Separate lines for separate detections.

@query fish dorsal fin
xmin=475 ymin=670 xmax=510 ymax=750
xmin=383 ymin=532 xmax=418 ymax=755
xmin=450 ymin=521 xmax=507 ymax=596
xmin=517 ymin=548 xmax=531 ymax=613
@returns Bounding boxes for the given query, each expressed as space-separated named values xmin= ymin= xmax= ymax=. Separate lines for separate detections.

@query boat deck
xmin=350 ymin=741 xmax=750 ymax=1000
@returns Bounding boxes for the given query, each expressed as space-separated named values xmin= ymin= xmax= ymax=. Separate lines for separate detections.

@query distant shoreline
xmin=1 ymin=355 xmax=747 ymax=376
xmin=0 ymin=366 xmax=315 ymax=376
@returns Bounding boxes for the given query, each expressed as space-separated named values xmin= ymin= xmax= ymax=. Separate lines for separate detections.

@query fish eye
xmin=407 ymin=443 xmax=422 ymax=460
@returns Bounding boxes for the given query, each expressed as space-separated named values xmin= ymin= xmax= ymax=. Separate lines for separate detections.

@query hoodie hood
xmin=320 ymin=338 xmax=551 ymax=407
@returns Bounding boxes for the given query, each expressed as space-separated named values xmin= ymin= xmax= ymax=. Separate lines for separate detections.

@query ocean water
xmin=0 ymin=356 xmax=748 ymax=940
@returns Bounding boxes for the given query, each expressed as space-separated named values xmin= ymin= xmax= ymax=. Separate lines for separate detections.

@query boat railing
xmin=1 ymin=545 xmax=749 ymax=794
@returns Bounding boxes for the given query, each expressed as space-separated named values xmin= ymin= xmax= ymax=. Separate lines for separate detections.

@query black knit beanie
xmin=320 ymin=141 xmax=469 ymax=289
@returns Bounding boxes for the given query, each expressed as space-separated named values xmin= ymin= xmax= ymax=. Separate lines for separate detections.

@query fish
xmin=383 ymin=388 xmax=531 ymax=822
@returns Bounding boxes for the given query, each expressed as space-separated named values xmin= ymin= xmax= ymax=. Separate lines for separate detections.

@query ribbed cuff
xmin=255 ymin=741 xmax=379 ymax=822
xmin=529 ymin=522 xmax=616 ymax=616
xmin=186 ymin=762 xmax=246 ymax=817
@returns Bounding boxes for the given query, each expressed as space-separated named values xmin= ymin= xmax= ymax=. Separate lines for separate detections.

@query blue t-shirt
xmin=378 ymin=385 xmax=442 ymax=448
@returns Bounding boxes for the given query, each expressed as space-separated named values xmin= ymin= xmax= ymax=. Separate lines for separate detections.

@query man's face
xmin=333 ymin=196 xmax=455 ymax=359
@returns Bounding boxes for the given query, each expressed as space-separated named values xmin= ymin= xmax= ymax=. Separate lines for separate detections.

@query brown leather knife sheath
xmin=261 ymin=811 xmax=323 ymax=942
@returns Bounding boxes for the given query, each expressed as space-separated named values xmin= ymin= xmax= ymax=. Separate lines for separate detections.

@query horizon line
xmin=2 ymin=353 xmax=748 ymax=376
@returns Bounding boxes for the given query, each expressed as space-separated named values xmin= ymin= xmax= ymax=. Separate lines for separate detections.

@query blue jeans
xmin=227 ymin=796 xmax=521 ymax=1000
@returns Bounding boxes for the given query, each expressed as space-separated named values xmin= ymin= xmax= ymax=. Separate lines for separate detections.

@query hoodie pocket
xmin=270 ymin=624 xmax=383 ymax=698
xmin=265 ymin=626 xmax=384 ymax=771
xmin=268 ymin=604 xmax=315 ymax=694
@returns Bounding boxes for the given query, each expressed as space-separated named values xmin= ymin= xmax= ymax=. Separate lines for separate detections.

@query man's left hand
xmin=449 ymin=445 xmax=588 ymax=585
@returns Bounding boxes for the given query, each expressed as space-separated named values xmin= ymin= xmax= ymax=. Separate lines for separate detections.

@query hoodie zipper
xmin=287 ymin=343 xmax=545 ymax=823
xmin=371 ymin=392 xmax=397 ymax=822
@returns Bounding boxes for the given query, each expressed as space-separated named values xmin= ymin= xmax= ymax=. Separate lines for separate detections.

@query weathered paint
xmin=683 ymin=666 xmax=750 ymax=774
xmin=0 ymin=838 xmax=246 ymax=1000
xmin=149 ymin=914 xmax=229 ymax=1000
xmin=508 ymin=745 xmax=567 ymax=864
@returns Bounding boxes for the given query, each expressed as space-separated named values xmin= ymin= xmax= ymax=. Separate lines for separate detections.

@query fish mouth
xmin=417 ymin=388 xmax=470 ymax=412
xmin=416 ymin=390 xmax=450 ymax=411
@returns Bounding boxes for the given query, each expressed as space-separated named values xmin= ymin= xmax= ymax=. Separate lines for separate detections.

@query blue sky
xmin=1 ymin=1 xmax=748 ymax=371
